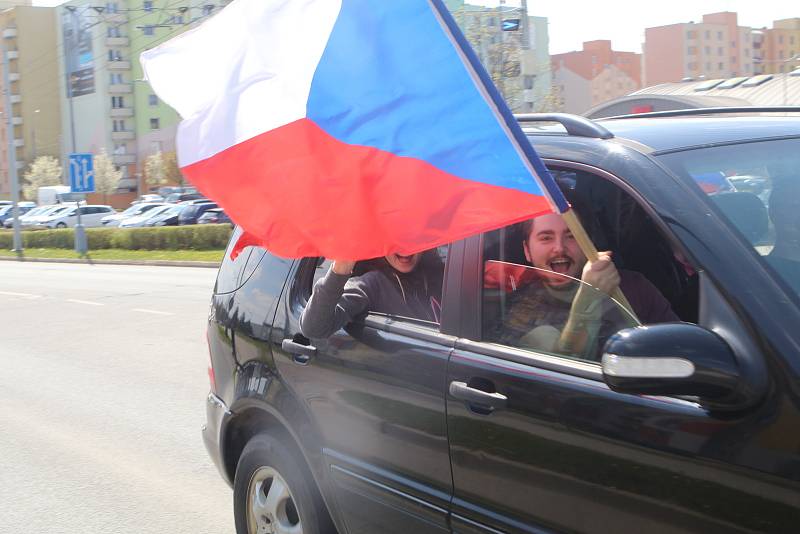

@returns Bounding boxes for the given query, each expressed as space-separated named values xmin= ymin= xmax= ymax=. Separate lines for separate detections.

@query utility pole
xmin=520 ymin=0 xmax=530 ymax=50
xmin=64 ymin=5 xmax=86 ymax=254
xmin=2 ymin=36 xmax=22 ymax=253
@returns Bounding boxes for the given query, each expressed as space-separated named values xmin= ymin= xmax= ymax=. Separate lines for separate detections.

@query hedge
xmin=0 ymin=224 xmax=232 ymax=250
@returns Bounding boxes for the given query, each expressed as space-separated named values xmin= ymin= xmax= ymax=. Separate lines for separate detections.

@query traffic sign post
xmin=69 ymin=153 xmax=94 ymax=255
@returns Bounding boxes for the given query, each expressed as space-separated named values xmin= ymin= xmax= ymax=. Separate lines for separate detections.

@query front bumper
xmin=202 ymin=392 xmax=233 ymax=487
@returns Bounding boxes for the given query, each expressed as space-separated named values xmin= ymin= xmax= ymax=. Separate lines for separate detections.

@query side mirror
xmin=601 ymin=323 xmax=750 ymax=411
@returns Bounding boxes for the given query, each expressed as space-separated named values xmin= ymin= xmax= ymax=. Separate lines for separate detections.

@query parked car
xmin=143 ymin=204 xmax=188 ymax=227
xmin=101 ymin=203 xmax=164 ymax=227
xmin=118 ymin=204 xmax=174 ymax=228
xmin=16 ymin=204 xmax=71 ymax=228
xmin=131 ymin=194 xmax=165 ymax=204
xmin=196 ymin=208 xmax=232 ymax=225
xmin=41 ymin=205 xmax=115 ymax=228
xmin=165 ymin=192 xmax=205 ymax=203
xmin=0 ymin=204 xmax=35 ymax=225
xmin=178 ymin=201 xmax=218 ymax=225
xmin=205 ymin=109 xmax=800 ymax=534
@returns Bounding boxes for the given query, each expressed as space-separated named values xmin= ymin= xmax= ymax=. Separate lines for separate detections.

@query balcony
xmin=111 ymin=130 xmax=135 ymax=141
xmin=108 ymin=60 xmax=131 ymax=71
xmin=8 ymin=72 xmax=19 ymax=82
xmin=10 ymin=94 xmax=20 ymax=104
xmin=11 ymin=116 xmax=22 ymax=125
xmin=3 ymin=27 xmax=17 ymax=39
xmin=13 ymin=138 xmax=23 ymax=147
xmin=7 ymin=50 xmax=18 ymax=59
xmin=110 ymin=107 xmax=134 ymax=118
xmin=108 ymin=83 xmax=132 ymax=94
xmin=105 ymin=36 xmax=129 ymax=47
xmin=112 ymin=153 xmax=136 ymax=165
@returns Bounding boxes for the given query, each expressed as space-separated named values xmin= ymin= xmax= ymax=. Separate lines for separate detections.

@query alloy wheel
xmin=247 ymin=466 xmax=302 ymax=534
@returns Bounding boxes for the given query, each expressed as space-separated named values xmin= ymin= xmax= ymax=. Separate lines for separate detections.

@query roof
xmin=631 ymin=73 xmax=800 ymax=107
xmin=596 ymin=115 xmax=800 ymax=153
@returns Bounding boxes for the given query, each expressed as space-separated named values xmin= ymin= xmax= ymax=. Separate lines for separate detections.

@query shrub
xmin=0 ymin=224 xmax=232 ymax=250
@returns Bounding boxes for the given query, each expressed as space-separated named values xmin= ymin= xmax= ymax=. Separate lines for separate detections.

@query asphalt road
xmin=0 ymin=261 xmax=233 ymax=534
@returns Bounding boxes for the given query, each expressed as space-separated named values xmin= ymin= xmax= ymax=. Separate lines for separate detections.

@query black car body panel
xmin=205 ymin=113 xmax=800 ymax=533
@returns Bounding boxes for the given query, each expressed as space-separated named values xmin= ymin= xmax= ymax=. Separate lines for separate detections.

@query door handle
xmin=449 ymin=381 xmax=507 ymax=411
xmin=281 ymin=338 xmax=317 ymax=364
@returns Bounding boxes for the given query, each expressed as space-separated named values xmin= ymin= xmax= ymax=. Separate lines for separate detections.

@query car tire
xmin=234 ymin=433 xmax=335 ymax=534
xmin=56 ymin=222 xmax=67 ymax=229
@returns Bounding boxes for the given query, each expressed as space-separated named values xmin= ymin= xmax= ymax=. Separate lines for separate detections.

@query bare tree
xmin=161 ymin=151 xmax=186 ymax=187
xmin=93 ymin=149 xmax=123 ymax=204
xmin=22 ymin=156 xmax=62 ymax=200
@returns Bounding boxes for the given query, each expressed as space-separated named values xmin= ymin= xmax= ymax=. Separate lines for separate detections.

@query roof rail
xmin=601 ymin=106 xmax=800 ymax=120
xmin=515 ymin=113 xmax=614 ymax=139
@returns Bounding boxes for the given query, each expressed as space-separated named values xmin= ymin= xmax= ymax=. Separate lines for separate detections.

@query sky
xmin=32 ymin=0 xmax=799 ymax=55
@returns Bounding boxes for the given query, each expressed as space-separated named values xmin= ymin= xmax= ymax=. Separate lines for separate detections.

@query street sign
xmin=69 ymin=153 xmax=94 ymax=193
xmin=502 ymin=19 xmax=520 ymax=31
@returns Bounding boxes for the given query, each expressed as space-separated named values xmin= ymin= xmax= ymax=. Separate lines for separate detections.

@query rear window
xmin=658 ymin=137 xmax=800 ymax=297
xmin=215 ymin=227 xmax=267 ymax=294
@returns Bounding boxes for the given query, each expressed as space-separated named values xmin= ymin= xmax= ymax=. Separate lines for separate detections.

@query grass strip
xmin=0 ymin=247 xmax=224 ymax=263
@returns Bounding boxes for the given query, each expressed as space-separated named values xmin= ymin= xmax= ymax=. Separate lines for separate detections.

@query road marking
xmin=67 ymin=299 xmax=104 ymax=306
xmin=0 ymin=290 xmax=41 ymax=299
xmin=132 ymin=308 xmax=175 ymax=316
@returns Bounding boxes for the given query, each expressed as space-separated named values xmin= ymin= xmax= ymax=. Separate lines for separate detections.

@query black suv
xmin=204 ymin=109 xmax=800 ymax=534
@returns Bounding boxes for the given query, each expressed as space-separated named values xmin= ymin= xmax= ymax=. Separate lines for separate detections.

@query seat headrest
xmin=711 ymin=192 xmax=768 ymax=245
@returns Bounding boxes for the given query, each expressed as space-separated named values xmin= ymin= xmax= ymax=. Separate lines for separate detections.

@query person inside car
xmin=300 ymin=250 xmax=443 ymax=339
xmin=496 ymin=196 xmax=678 ymax=358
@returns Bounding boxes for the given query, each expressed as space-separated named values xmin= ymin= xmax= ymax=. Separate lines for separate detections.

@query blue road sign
xmin=502 ymin=18 xmax=520 ymax=31
xmin=69 ymin=153 xmax=95 ymax=193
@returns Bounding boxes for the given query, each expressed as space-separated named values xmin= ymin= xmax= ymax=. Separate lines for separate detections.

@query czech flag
xmin=141 ymin=0 xmax=567 ymax=259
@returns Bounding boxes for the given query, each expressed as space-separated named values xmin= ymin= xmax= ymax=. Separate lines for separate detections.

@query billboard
xmin=62 ymin=9 xmax=95 ymax=97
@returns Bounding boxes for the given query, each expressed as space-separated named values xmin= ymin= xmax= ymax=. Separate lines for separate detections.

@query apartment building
xmin=551 ymin=40 xmax=641 ymax=114
xmin=447 ymin=0 xmax=552 ymax=112
xmin=56 ymin=0 xmax=226 ymax=193
xmin=644 ymin=12 xmax=755 ymax=85
xmin=757 ymin=18 xmax=800 ymax=74
xmin=0 ymin=3 xmax=60 ymax=199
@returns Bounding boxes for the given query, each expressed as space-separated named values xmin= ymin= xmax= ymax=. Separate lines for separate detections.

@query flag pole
xmin=561 ymin=208 xmax=638 ymax=321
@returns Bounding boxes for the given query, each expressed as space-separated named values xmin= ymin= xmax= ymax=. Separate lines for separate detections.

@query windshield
xmin=143 ymin=206 xmax=172 ymax=219
xmin=658 ymin=137 xmax=800 ymax=297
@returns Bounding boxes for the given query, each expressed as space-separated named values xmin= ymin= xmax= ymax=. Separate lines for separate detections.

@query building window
xmin=731 ymin=41 xmax=736 ymax=48
xmin=113 ymin=143 xmax=126 ymax=154
xmin=688 ymin=46 xmax=697 ymax=55
xmin=150 ymin=141 xmax=162 ymax=153
xmin=143 ymin=0 xmax=153 ymax=11
xmin=111 ymin=96 xmax=124 ymax=108
xmin=704 ymin=30 xmax=710 ymax=39
xmin=706 ymin=62 xmax=712 ymax=71
xmin=142 ymin=25 xmax=155 ymax=36
xmin=792 ymin=36 xmax=796 ymax=45
xmin=718 ymin=47 xmax=723 ymax=56
xmin=148 ymin=94 xmax=158 ymax=106
xmin=106 ymin=2 xmax=118 ymax=13
xmin=523 ymin=75 xmax=535 ymax=90
xmin=202 ymin=4 xmax=214 ymax=16
xmin=171 ymin=15 xmax=183 ymax=24
xmin=113 ymin=119 xmax=126 ymax=132
xmin=717 ymin=31 xmax=723 ymax=40
xmin=108 ymin=49 xmax=122 ymax=61
xmin=150 ymin=118 xmax=160 ymax=130
xmin=718 ymin=62 xmax=724 ymax=70
xmin=704 ymin=46 xmax=711 ymax=55
xmin=107 ymin=26 xmax=121 ymax=37
xmin=686 ymin=30 xmax=696 ymax=39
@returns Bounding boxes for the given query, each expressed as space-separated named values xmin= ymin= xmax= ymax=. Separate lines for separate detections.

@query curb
xmin=0 ymin=255 xmax=219 ymax=268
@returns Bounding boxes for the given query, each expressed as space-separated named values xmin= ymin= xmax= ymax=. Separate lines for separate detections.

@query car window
xmin=479 ymin=168 xmax=691 ymax=362
xmin=658 ymin=138 xmax=800 ymax=297
xmin=303 ymin=244 xmax=449 ymax=326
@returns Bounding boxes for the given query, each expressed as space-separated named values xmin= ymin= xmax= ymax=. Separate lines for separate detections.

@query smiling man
xmin=300 ymin=251 xmax=444 ymax=339
xmin=497 ymin=207 xmax=677 ymax=359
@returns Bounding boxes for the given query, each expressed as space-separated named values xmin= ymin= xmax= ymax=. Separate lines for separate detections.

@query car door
xmin=444 ymin=166 xmax=800 ymax=533
xmin=271 ymin=252 xmax=457 ymax=534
